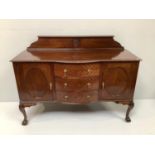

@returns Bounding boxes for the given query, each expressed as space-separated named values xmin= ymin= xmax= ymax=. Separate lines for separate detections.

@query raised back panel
xmin=80 ymin=37 xmax=122 ymax=48
xmin=29 ymin=37 xmax=74 ymax=48
xmin=27 ymin=36 xmax=124 ymax=52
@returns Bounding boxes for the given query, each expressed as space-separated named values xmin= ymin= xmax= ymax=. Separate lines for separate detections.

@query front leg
xmin=125 ymin=101 xmax=134 ymax=122
xmin=19 ymin=104 xmax=28 ymax=125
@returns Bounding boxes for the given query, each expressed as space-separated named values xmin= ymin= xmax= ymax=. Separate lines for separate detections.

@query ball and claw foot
xmin=125 ymin=116 xmax=131 ymax=122
xmin=125 ymin=101 xmax=134 ymax=123
xmin=19 ymin=104 xmax=28 ymax=126
xmin=22 ymin=119 xmax=28 ymax=126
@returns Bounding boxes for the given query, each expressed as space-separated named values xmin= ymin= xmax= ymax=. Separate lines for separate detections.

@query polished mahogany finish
xmin=12 ymin=36 xmax=140 ymax=125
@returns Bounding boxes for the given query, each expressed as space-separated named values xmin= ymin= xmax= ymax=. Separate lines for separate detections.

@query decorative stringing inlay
xmin=24 ymin=68 xmax=49 ymax=99
xmin=103 ymin=67 xmax=129 ymax=97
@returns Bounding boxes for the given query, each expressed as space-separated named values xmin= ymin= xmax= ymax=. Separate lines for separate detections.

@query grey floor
xmin=0 ymin=99 xmax=155 ymax=134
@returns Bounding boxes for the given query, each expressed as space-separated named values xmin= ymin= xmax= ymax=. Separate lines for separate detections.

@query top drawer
xmin=54 ymin=63 xmax=100 ymax=78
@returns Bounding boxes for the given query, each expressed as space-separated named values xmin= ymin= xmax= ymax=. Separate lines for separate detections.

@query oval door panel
xmin=103 ymin=67 xmax=128 ymax=97
xmin=24 ymin=68 xmax=49 ymax=99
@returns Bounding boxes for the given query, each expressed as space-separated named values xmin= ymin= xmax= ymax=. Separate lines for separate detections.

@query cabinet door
xmin=14 ymin=63 xmax=53 ymax=101
xmin=101 ymin=62 xmax=138 ymax=100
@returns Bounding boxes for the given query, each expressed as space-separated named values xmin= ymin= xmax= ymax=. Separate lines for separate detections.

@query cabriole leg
xmin=19 ymin=104 xmax=28 ymax=125
xmin=125 ymin=101 xmax=134 ymax=122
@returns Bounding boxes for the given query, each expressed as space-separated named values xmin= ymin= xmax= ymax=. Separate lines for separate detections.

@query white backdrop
xmin=0 ymin=19 xmax=155 ymax=101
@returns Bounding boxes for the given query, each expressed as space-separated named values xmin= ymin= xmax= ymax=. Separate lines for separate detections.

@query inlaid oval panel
xmin=24 ymin=68 xmax=49 ymax=99
xmin=103 ymin=67 xmax=128 ymax=97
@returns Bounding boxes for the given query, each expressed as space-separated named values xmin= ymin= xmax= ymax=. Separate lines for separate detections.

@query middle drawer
xmin=55 ymin=77 xmax=99 ymax=91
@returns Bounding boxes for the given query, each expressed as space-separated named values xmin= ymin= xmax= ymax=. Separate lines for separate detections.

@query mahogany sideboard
xmin=11 ymin=36 xmax=140 ymax=125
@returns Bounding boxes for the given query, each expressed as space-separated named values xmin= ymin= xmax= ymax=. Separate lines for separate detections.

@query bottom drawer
xmin=56 ymin=91 xmax=98 ymax=104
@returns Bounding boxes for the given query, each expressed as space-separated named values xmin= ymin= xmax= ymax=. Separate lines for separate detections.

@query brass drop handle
xmin=64 ymin=68 xmax=67 ymax=76
xmin=49 ymin=82 xmax=52 ymax=90
xmin=88 ymin=69 xmax=91 ymax=73
xmin=64 ymin=68 xmax=67 ymax=72
xmin=87 ymin=82 xmax=91 ymax=87
xmin=102 ymin=82 xmax=104 ymax=89
xmin=87 ymin=95 xmax=90 ymax=98
xmin=64 ymin=82 xmax=68 ymax=87
xmin=64 ymin=95 xmax=68 ymax=99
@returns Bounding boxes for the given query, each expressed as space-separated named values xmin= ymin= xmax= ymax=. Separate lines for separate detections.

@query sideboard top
xmin=11 ymin=36 xmax=141 ymax=63
xmin=11 ymin=50 xmax=140 ymax=63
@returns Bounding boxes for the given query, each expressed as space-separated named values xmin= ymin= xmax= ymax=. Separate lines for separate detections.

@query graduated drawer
xmin=55 ymin=77 xmax=99 ymax=91
xmin=56 ymin=91 xmax=98 ymax=104
xmin=54 ymin=63 xmax=100 ymax=78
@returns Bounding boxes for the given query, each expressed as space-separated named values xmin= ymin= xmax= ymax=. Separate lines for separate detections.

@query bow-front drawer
xmin=54 ymin=63 xmax=100 ymax=78
xmin=56 ymin=91 xmax=98 ymax=104
xmin=55 ymin=77 xmax=99 ymax=91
